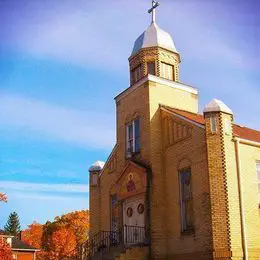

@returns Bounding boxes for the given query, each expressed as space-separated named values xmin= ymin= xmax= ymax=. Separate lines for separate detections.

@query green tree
xmin=4 ymin=212 xmax=21 ymax=236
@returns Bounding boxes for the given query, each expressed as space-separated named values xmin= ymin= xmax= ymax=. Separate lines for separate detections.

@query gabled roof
xmin=161 ymin=105 xmax=205 ymax=125
xmin=12 ymin=237 xmax=39 ymax=251
xmin=161 ymin=105 xmax=260 ymax=143
xmin=99 ymin=144 xmax=118 ymax=177
xmin=233 ymin=124 xmax=260 ymax=143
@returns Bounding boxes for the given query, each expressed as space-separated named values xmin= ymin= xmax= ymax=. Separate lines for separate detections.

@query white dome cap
xmin=131 ymin=22 xmax=177 ymax=55
xmin=89 ymin=161 xmax=105 ymax=172
xmin=203 ymin=99 xmax=233 ymax=115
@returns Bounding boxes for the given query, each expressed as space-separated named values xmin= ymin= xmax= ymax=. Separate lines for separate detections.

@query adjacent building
xmin=0 ymin=231 xmax=39 ymax=260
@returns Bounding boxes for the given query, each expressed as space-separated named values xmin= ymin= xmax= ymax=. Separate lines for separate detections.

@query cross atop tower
xmin=148 ymin=1 xmax=160 ymax=24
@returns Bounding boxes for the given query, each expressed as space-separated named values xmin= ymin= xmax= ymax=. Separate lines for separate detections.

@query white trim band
xmin=115 ymin=75 xmax=198 ymax=102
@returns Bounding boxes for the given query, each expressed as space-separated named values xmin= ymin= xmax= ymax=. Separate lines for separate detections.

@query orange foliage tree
xmin=0 ymin=239 xmax=12 ymax=260
xmin=22 ymin=210 xmax=89 ymax=259
xmin=0 ymin=193 xmax=7 ymax=203
xmin=22 ymin=222 xmax=43 ymax=249
xmin=0 ymin=193 xmax=11 ymax=259
xmin=54 ymin=210 xmax=89 ymax=244
xmin=49 ymin=227 xmax=77 ymax=259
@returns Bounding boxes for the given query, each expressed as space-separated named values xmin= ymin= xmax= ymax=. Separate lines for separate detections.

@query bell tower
xmin=129 ymin=1 xmax=181 ymax=86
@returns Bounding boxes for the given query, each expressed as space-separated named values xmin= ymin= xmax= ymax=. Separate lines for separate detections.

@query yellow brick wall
xmin=148 ymin=79 xmax=198 ymax=259
xmin=99 ymin=82 xmax=151 ymax=232
xmin=115 ymin=247 xmax=148 ymax=260
xmin=162 ymin=111 xmax=212 ymax=257
xmin=239 ymin=143 xmax=260 ymax=259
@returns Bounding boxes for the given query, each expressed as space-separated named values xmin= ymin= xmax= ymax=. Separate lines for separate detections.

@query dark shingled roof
xmin=0 ymin=230 xmax=6 ymax=235
xmin=11 ymin=237 xmax=38 ymax=251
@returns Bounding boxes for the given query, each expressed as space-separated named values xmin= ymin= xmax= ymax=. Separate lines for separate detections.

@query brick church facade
xmin=88 ymin=2 xmax=260 ymax=260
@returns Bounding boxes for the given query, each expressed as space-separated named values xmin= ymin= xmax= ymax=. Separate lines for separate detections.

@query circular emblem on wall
xmin=137 ymin=203 xmax=144 ymax=214
xmin=126 ymin=207 xmax=133 ymax=217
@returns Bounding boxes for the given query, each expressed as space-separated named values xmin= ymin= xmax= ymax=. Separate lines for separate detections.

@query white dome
xmin=203 ymin=99 xmax=233 ymax=115
xmin=89 ymin=161 xmax=105 ymax=172
xmin=131 ymin=22 xmax=177 ymax=55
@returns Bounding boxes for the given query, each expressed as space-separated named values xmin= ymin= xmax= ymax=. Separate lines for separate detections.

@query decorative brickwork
xmin=129 ymin=46 xmax=181 ymax=86
xmin=162 ymin=117 xmax=192 ymax=147
xmin=204 ymin=112 xmax=231 ymax=257
xmin=205 ymin=111 xmax=244 ymax=259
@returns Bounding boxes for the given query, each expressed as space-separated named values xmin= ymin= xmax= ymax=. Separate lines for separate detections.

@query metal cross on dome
xmin=148 ymin=0 xmax=160 ymax=24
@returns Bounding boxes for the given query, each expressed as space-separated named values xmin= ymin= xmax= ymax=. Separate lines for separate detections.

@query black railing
xmin=123 ymin=225 xmax=148 ymax=246
xmin=63 ymin=226 xmax=149 ymax=260
xmin=75 ymin=230 xmax=121 ymax=260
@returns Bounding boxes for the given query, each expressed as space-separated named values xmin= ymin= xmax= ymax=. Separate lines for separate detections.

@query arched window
xmin=179 ymin=168 xmax=194 ymax=232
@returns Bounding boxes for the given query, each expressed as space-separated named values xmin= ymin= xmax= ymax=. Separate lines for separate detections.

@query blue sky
xmin=0 ymin=0 xmax=259 ymax=229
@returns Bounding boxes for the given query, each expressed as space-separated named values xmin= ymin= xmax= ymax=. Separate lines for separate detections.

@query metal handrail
xmin=62 ymin=225 xmax=149 ymax=260
xmin=123 ymin=225 xmax=149 ymax=246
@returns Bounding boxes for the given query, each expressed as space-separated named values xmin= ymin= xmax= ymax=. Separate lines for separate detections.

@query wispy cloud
xmin=0 ymin=181 xmax=88 ymax=194
xmin=1 ymin=0 xmax=258 ymax=70
xmin=0 ymin=93 xmax=115 ymax=148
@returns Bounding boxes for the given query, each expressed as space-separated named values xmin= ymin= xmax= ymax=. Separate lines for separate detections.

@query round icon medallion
xmin=137 ymin=203 xmax=144 ymax=214
xmin=126 ymin=207 xmax=133 ymax=217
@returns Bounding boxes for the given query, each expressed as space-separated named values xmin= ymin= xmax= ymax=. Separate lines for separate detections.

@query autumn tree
xmin=4 ymin=212 xmax=21 ymax=236
xmin=49 ymin=227 xmax=77 ymax=259
xmin=22 ymin=222 xmax=43 ymax=248
xmin=0 ymin=193 xmax=11 ymax=259
xmin=54 ymin=210 xmax=89 ymax=244
xmin=0 ymin=239 xmax=12 ymax=260
xmin=23 ymin=210 xmax=89 ymax=259
xmin=0 ymin=193 xmax=7 ymax=203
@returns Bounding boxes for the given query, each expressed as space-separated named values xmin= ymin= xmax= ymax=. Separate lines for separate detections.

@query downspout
xmin=234 ymin=138 xmax=248 ymax=260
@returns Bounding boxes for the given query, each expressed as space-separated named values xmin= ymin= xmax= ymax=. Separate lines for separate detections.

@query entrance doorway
xmin=123 ymin=195 xmax=145 ymax=245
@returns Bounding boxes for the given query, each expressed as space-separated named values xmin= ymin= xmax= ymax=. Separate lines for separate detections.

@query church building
xmin=87 ymin=2 xmax=260 ymax=260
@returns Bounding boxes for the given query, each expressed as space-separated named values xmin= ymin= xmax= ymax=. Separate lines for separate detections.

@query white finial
xmin=148 ymin=0 xmax=160 ymax=24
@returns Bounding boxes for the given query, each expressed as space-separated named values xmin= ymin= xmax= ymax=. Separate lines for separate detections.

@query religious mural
xmin=114 ymin=162 xmax=147 ymax=201
xmin=118 ymin=171 xmax=146 ymax=200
